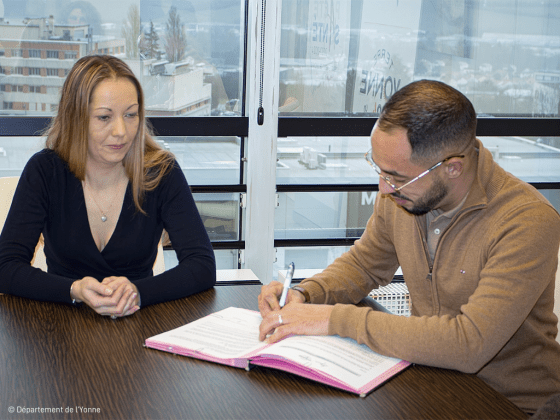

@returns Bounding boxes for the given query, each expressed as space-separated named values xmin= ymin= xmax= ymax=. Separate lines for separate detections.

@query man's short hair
xmin=377 ymin=80 xmax=477 ymax=163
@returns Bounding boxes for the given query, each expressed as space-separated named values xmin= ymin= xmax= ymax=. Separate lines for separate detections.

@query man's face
xmin=390 ymin=175 xmax=448 ymax=216
xmin=370 ymin=125 xmax=449 ymax=215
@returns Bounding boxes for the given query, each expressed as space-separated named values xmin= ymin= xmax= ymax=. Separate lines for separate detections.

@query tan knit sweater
xmin=300 ymin=140 xmax=560 ymax=413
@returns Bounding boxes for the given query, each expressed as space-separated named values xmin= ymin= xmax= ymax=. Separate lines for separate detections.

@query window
xmin=0 ymin=0 xmax=558 ymax=281
xmin=275 ymin=0 xmax=560 ymax=279
xmin=0 ymin=0 xmax=247 ymax=271
xmin=279 ymin=1 xmax=559 ymax=118
xmin=28 ymin=49 xmax=41 ymax=58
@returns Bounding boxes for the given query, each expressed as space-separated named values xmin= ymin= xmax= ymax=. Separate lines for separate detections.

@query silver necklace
xmin=83 ymin=181 xmax=114 ymax=222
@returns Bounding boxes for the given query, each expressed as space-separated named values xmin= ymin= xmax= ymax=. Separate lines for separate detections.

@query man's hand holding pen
xmin=257 ymin=275 xmax=333 ymax=344
xmin=258 ymin=280 xmax=305 ymax=316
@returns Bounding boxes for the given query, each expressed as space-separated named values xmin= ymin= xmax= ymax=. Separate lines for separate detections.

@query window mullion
xmin=245 ymin=0 xmax=282 ymax=284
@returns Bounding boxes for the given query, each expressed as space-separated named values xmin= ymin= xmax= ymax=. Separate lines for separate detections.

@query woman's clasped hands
xmin=70 ymin=276 xmax=140 ymax=318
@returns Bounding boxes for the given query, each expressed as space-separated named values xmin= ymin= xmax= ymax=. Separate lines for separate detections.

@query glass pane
xmin=273 ymin=246 xmax=350 ymax=280
xmin=164 ymin=248 xmax=239 ymax=270
xmin=193 ymin=192 xmax=240 ymax=242
xmin=279 ymin=0 xmax=560 ymax=117
xmin=479 ymin=137 xmax=560 ymax=183
xmin=0 ymin=135 xmax=240 ymax=241
xmin=277 ymin=136 xmax=560 ymax=185
xmin=275 ymin=191 xmax=375 ymax=239
xmin=213 ymin=249 xmax=239 ymax=270
xmin=276 ymin=136 xmax=560 ymax=240
xmin=158 ymin=136 xmax=241 ymax=185
xmin=277 ymin=136 xmax=373 ymax=184
xmin=0 ymin=0 xmax=244 ymax=116
xmin=540 ymin=190 xmax=560 ymax=213
xmin=0 ymin=136 xmax=44 ymax=177
xmin=0 ymin=135 xmax=242 ymax=185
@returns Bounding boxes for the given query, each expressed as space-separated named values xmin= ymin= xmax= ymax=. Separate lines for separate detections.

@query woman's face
xmin=87 ymin=78 xmax=139 ymax=170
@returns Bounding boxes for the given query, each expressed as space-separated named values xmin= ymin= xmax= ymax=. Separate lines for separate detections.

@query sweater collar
xmin=461 ymin=138 xmax=507 ymax=211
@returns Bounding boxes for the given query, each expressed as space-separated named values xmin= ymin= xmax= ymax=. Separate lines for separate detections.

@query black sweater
xmin=0 ymin=149 xmax=216 ymax=306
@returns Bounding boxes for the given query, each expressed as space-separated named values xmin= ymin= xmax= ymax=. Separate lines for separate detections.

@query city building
xmin=131 ymin=57 xmax=211 ymax=116
xmin=0 ymin=15 xmax=125 ymax=113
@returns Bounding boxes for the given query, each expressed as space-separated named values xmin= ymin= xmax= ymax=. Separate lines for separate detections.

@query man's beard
xmin=392 ymin=176 xmax=448 ymax=216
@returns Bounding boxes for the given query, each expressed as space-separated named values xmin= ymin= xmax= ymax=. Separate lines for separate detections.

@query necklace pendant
xmin=101 ymin=215 xmax=107 ymax=222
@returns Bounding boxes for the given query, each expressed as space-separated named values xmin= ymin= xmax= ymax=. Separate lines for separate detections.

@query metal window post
xmin=245 ymin=0 xmax=282 ymax=284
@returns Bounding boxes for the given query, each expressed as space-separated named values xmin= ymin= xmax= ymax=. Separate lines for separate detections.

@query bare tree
xmin=122 ymin=4 xmax=142 ymax=59
xmin=164 ymin=6 xmax=187 ymax=63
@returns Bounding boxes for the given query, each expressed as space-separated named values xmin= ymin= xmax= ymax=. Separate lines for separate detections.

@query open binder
xmin=145 ymin=307 xmax=410 ymax=396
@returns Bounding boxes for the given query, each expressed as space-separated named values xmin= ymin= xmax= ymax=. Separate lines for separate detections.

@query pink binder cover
xmin=145 ymin=339 xmax=259 ymax=369
xmin=249 ymin=355 xmax=411 ymax=395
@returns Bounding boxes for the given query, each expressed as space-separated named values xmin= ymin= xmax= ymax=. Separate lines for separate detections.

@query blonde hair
xmin=45 ymin=55 xmax=175 ymax=214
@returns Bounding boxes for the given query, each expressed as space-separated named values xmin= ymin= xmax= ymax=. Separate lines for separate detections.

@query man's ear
xmin=446 ymin=159 xmax=464 ymax=179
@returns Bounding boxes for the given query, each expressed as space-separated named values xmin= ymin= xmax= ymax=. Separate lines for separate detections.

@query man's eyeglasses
xmin=364 ymin=149 xmax=465 ymax=192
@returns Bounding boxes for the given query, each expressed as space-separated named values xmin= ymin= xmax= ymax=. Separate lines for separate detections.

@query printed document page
xmin=262 ymin=335 xmax=402 ymax=390
xmin=154 ymin=307 xmax=264 ymax=359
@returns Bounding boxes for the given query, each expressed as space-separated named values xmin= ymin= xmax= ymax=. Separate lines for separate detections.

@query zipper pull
xmin=426 ymin=266 xmax=433 ymax=281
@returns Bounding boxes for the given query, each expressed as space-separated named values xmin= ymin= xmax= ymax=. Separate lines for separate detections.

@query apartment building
xmin=0 ymin=16 xmax=124 ymax=114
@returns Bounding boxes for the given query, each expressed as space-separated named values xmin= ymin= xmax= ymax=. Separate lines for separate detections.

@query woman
xmin=0 ymin=55 xmax=216 ymax=317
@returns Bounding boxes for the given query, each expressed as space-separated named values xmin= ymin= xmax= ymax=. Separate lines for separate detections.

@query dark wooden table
xmin=0 ymin=285 xmax=527 ymax=420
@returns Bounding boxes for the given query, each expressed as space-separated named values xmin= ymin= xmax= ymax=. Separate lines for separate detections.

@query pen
xmin=279 ymin=262 xmax=295 ymax=307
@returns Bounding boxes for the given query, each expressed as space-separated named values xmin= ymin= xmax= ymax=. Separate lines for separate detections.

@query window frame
xmin=1 ymin=0 xmax=559 ymax=279
xmin=275 ymin=116 xmax=560 ymax=248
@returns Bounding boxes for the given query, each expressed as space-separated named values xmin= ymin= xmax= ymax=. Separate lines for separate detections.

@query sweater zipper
xmin=418 ymin=219 xmax=436 ymax=314
xmin=424 ymin=240 xmax=433 ymax=282
xmin=427 ymin=202 xmax=485 ymax=272
xmin=419 ymin=225 xmax=432 ymax=280
xmin=423 ymin=204 xmax=484 ymax=314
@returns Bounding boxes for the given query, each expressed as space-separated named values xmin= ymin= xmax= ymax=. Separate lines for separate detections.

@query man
xmin=258 ymin=80 xmax=560 ymax=414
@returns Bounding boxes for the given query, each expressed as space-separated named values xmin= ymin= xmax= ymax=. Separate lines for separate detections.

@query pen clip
xmin=279 ymin=262 xmax=295 ymax=307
